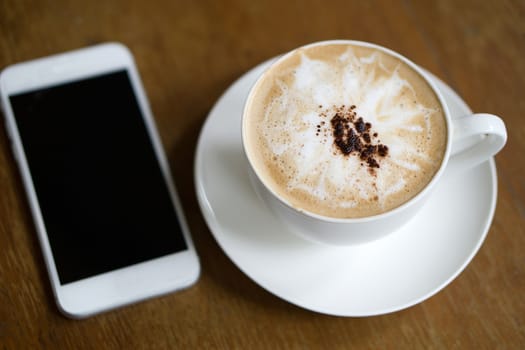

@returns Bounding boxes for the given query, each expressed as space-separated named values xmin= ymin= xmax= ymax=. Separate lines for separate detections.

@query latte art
xmin=243 ymin=43 xmax=447 ymax=218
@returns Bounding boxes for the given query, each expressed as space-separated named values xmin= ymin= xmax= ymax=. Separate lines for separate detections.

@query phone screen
xmin=9 ymin=70 xmax=188 ymax=285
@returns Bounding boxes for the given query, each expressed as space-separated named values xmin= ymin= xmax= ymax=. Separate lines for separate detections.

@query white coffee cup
xmin=241 ymin=40 xmax=507 ymax=245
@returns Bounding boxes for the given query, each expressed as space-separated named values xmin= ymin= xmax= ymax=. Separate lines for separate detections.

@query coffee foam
xmin=244 ymin=43 xmax=447 ymax=218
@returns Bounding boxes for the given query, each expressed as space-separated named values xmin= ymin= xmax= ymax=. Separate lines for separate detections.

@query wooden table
xmin=1 ymin=1 xmax=523 ymax=348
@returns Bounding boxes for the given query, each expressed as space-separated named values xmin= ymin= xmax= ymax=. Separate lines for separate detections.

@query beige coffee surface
xmin=243 ymin=43 xmax=447 ymax=218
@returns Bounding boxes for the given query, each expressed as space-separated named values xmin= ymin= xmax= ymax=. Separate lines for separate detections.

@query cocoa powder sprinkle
xmin=326 ymin=104 xmax=389 ymax=171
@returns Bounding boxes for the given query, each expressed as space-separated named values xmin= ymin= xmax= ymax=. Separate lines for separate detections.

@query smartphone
xmin=0 ymin=43 xmax=200 ymax=318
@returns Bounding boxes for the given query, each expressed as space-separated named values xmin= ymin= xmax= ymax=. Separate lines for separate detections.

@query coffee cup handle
xmin=448 ymin=113 xmax=507 ymax=173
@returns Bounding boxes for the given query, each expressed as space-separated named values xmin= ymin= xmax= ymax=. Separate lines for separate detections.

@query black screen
xmin=10 ymin=70 xmax=188 ymax=284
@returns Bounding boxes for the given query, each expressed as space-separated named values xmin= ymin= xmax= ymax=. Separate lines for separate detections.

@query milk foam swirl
xmin=245 ymin=44 xmax=447 ymax=218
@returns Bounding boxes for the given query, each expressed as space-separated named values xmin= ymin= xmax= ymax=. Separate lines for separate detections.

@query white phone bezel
xmin=0 ymin=43 xmax=200 ymax=319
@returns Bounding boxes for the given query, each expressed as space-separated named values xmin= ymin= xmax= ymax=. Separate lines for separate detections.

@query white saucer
xmin=194 ymin=59 xmax=497 ymax=317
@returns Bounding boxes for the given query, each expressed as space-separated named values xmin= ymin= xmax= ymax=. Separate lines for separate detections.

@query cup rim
xmin=241 ymin=39 xmax=452 ymax=224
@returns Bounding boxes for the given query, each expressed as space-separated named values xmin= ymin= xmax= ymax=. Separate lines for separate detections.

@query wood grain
xmin=0 ymin=0 xmax=523 ymax=348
